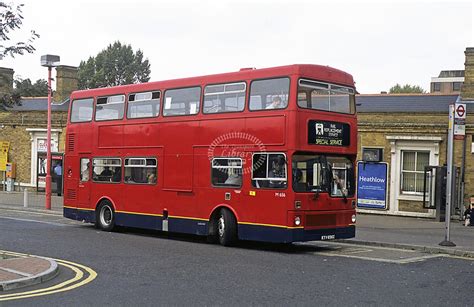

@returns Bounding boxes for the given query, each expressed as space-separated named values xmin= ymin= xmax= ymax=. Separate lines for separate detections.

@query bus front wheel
xmin=217 ymin=208 xmax=237 ymax=246
xmin=96 ymin=201 xmax=115 ymax=231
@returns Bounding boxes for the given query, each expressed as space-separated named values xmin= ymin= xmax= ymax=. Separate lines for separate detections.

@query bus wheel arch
xmin=208 ymin=205 xmax=238 ymax=246
xmin=95 ymin=198 xmax=116 ymax=231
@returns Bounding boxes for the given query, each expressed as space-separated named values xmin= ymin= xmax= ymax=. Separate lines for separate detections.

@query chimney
xmin=461 ymin=47 xmax=474 ymax=100
xmin=55 ymin=65 xmax=78 ymax=102
xmin=0 ymin=67 xmax=14 ymax=96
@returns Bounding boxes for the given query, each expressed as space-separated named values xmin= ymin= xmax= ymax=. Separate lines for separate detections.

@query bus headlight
xmin=295 ymin=216 xmax=301 ymax=226
xmin=351 ymin=214 xmax=356 ymax=223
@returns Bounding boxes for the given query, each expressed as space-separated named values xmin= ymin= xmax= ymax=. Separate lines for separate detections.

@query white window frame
xmin=400 ymin=150 xmax=430 ymax=195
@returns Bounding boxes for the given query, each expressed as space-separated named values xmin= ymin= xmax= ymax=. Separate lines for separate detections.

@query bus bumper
xmin=237 ymin=224 xmax=355 ymax=243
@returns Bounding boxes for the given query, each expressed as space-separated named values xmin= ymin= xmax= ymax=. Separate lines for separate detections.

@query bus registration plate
xmin=321 ymin=234 xmax=336 ymax=240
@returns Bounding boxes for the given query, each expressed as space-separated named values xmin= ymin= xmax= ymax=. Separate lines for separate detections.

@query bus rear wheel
xmin=217 ymin=208 xmax=237 ymax=246
xmin=96 ymin=200 xmax=115 ymax=231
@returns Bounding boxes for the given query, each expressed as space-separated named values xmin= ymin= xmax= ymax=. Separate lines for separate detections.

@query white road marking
xmin=0 ymin=216 xmax=68 ymax=227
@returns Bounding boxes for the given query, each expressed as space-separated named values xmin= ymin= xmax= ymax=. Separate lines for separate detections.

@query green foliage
xmin=0 ymin=1 xmax=39 ymax=59
xmin=78 ymin=41 xmax=151 ymax=89
xmin=13 ymin=78 xmax=48 ymax=97
xmin=0 ymin=92 xmax=20 ymax=111
xmin=389 ymin=84 xmax=426 ymax=94
xmin=0 ymin=1 xmax=39 ymax=110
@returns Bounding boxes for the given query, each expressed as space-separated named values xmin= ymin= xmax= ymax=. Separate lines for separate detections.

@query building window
xmin=251 ymin=153 xmax=287 ymax=189
xmin=124 ymin=158 xmax=157 ymax=184
xmin=249 ymin=78 xmax=289 ymax=111
xmin=92 ymin=158 xmax=122 ymax=183
xmin=211 ymin=158 xmax=243 ymax=187
xmin=400 ymin=151 xmax=429 ymax=194
xmin=128 ymin=91 xmax=160 ymax=119
xmin=433 ymin=82 xmax=441 ymax=92
xmin=95 ymin=95 xmax=125 ymax=121
xmin=204 ymin=82 xmax=246 ymax=113
xmin=453 ymin=82 xmax=462 ymax=91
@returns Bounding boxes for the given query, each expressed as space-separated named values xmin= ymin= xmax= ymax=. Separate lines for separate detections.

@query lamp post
xmin=41 ymin=54 xmax=60 ymax=210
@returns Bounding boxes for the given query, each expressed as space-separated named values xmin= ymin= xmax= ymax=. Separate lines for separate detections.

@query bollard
xmin=23 ymin=188 xmax=28 ymax=208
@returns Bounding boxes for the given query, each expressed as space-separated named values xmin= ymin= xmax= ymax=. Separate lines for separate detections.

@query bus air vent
xmin=66 ymin=189 xmax=77 ymax=200
xmin=67 ymin=133 xmax=75 ymax=152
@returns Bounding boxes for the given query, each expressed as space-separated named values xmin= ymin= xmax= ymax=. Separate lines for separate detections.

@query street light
xmin=41 ymin=54 xmax=60 ymax=210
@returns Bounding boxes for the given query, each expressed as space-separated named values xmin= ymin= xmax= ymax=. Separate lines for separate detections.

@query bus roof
xmin=71 ymin=64 xmax=355 ymax=99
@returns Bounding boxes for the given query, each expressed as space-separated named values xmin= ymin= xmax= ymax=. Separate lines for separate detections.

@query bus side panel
xmin=245 ymin=115 xmax=286 ymax=146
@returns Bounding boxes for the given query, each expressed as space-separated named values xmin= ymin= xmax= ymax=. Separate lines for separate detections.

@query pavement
xmin=0 ymin=253 xmax=58 ymax=291
xmin=0 ymin=190 xmax=473 ymax=291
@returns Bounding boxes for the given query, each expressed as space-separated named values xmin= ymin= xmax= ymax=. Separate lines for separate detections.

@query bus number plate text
xmin=321 ymin=234 xmax=335 ymax=240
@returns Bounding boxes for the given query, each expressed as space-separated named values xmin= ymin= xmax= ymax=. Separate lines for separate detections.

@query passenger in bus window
xmin=293 ymin=169 xmax=307 ymax=191
xmin=112 ymin=168 xmax=121 ymax=182
xmin=81 ymin=161 xmax=90 ymax=182
xmin=224 ymin=172 xmax=241 ymax=186
xmin=266 ymin=96 xmax=282 ymax=109
xmin=268 ymin=156 xmax=286 ymax=188
xmin=147 ymin=173 xmax=156 ymax=184
xmin=100 ymin=166 xmax=113 ymax=177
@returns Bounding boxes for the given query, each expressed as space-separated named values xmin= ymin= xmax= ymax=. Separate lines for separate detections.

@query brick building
xmin=0 ymin=66 xmax=76 ymax=190
xmin=357 ymin=94 xmax=459 ymax=217
xmin=356 ymin=48 xmax=474 ymax=217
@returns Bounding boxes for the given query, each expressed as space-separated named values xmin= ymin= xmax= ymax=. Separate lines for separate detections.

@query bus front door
xmin=77 ymin=157 xmax=91 ymax=213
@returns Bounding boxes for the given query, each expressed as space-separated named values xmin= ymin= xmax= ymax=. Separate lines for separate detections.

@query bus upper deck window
xmin=297 ymin=79 xmax=355 ymax=114
xmin=204 ymin=82 xmax=246 ymax=114
xmin=95 ymin=95 xmax=125 ymax=121
xmin=71 ymin=98 xmax=94 ymax=123
xmin=163 ymin=87 xmax=201 ymax=116
xmin=128 ymin=91 xmax=160 ymax=119
xmin=249 ymin=78 xmax=289 ymax=111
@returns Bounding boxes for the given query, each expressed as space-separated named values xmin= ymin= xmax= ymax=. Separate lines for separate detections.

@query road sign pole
xmin=440 ymin=104 xmax=456 ymax=247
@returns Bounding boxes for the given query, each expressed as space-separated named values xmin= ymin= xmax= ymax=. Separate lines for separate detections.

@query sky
xmin=1 ymin=0 xmax=473 ymax=94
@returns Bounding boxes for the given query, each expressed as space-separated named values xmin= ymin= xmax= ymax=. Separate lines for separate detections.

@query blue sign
xmin=357 ymin=162 xmax=388 ymax=209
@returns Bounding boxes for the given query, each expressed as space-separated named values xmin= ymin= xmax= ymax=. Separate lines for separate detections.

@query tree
xmin=14 ymin=78 xmax=48 ymax=96
xmin=0 ymin=2 xmax=39 ymax=59
xmin=78 ymin=41 xmax=151 ymax=89
xmin=389 ymin=84 xmax=426 ymax=94
xmin=0 ymin=1 xmax=39 ymax=110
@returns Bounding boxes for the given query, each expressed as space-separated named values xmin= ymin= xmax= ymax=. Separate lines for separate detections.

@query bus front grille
xmin=305 ymin=214 xmax=337 ymax=228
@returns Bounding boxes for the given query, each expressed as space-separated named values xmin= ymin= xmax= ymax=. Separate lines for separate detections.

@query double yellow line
xmin=0 ymin=251 xmax=97 ymax=301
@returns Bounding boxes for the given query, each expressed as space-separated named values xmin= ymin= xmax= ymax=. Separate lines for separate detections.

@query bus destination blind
xmin=307 ymin=120 xmax=350 ymax=146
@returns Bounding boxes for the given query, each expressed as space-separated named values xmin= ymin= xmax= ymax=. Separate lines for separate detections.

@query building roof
xmin=356 ymin=94 xmax=463 ymax=113
xmin=7 ymin=97 xmax=69 ymax=112
xmin=439 ymin=70 xmax=464 ymax=78
xmin=5 ymin=94 xmax=471 ymax=114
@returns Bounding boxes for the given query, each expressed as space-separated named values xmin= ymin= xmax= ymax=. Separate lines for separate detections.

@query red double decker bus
xmin=63 ymin=64 xmax=357 ymax=245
